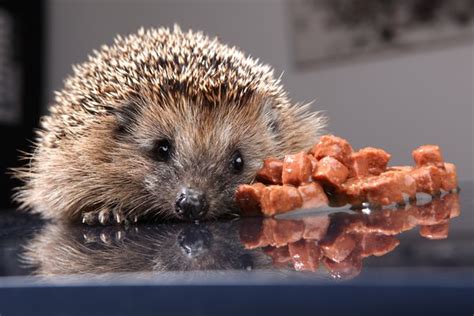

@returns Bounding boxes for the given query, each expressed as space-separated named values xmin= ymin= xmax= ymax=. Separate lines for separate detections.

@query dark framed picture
xmin=289 ymin=0 xmax=474 ymax=67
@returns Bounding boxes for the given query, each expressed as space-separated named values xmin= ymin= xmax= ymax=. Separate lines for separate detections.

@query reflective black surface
xmin=0 ymin=182 xmax=472 ymax=315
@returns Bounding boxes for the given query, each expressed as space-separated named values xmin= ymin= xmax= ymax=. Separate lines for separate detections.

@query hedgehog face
xmin=113 ymin=96 xmax=278 ymax=221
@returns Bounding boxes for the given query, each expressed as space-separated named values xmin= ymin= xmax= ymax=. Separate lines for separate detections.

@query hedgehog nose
xmin=175 ymin=188 xmax=208 ymax=220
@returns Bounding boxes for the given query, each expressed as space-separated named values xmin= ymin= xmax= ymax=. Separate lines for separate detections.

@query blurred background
xmin=0 ymin=0 xmax=472 ymax=208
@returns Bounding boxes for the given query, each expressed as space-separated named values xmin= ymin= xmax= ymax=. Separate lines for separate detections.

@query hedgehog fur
xmin=14 ymin=26 xmax=326 ymax=224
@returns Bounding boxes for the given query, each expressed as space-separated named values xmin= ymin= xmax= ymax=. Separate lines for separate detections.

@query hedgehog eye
xmin=152 ymin=139 xmax=172 ymax=162
xmin=230 ymin=150 xmax=244 ymax=174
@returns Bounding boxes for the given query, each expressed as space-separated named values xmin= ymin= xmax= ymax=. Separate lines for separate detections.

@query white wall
xmin=46 ymin=0 xmax=474 ymax=180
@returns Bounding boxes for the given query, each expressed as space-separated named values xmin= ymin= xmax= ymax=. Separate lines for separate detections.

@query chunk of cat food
xmin=339 ymin=177 xmax=369 ymax=206
xmin=441 ymin=163 xmax=458 ymax=192
xmin=360 ymin=234 xmax=400 ymax=257
xmin=395 ymin=169 xmax=418 ymax=199
xmin=444 ymin=193 xmax=461 ymax=218
xmin=350 ymin=153 xmax=369 ymax=178
xmin=322 ymin=249 xmax=362 ymax=280
xmin=359 ymin=208 xmax=416 ymax=235
xmin=409 ymin=198 xmax=451 ymax=226
xmin=235 ymin=183 xmax=266 ymax=216
xmin=297 ymin=182 xmax=329 ymax=209
xmin=410 ymin=165 xmax=443 ymax=195
xmin=256 ymin=158 xmax=283 ymax=184
xmin=260 ymin=185 xmax=303 ymax=216
xmin=320 ymin=233 xmax=357 ymax=263
xmin=350 ymin=147 xmax=391 ymax=177
xmin=371 ymin=169 xmax=417 ymax=200
xmin=313 ymin=156 xmax=349 ymax=188
xmin=281 ymin=151 xmax=313 ymax=186
xmin=271 ymin=218 xmax=305 ymax=247
xmin=412 ymin=145 xmax=444 ymax=169
xmin=309 ymin=135 xmax=353 ymax=166
xmin=302 ymin=215 xmax=330 ymax=240
xmin=242 ymin=218 xmax=305 ymax=248
xmin=288 ymin=240 xmax=321 ymax=272
xmin=239 ymin=218 xmax=269 ymax=249
xmin=262 ymin=246 xmax=292 ymax=266
xmin=363 ymin=171 xmax=412 ymax=206
xmin=419 ymin=221 xmax=449 ymax=240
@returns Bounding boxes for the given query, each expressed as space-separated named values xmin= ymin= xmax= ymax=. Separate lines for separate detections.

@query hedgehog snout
xmin=175 ymin=187 xmax=209 ymax=220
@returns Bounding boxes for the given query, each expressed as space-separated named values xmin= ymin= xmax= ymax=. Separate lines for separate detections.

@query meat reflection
xmin=240 ymin=193 xmax=460 ymax=279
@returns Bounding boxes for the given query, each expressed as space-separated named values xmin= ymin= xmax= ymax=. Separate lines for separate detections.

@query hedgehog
xmin=13 ymin=26 xmax=326 ymax=224
xmin=22 ymin=220 xmax=271 ymax=275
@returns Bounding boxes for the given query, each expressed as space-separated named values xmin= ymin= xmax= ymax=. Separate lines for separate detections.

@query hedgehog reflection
xmin=23 ymin=193 xmax=460 ymax=279
xmin=23 ymin=221 xmax=270 ymax=275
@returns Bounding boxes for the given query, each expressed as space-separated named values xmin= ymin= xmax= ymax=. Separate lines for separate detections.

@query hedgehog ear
xmin=111 ymin=101 xmax=141 ymax=136
xmin=262 ymin=98 xmax=281 ymax=137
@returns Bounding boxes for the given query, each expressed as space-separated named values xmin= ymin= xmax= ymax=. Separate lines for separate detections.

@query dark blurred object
xmin=0 ymin=1 xmax=43 ymax=208
xmin=290 ymin=0 xmax=474 ymax=67
xmin=319 ymin=0 xmax=473 ymax=42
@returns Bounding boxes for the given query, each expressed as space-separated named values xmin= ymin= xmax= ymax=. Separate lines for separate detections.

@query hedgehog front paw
xmin=81 ymin=208 xmax=131 ymax=226
xmin=81 ymin=227 xmax=127 ymax=244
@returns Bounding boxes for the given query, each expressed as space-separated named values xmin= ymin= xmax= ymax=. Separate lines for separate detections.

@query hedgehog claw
xmin=98 ymin=209 xmax=111 ymax=225
xmin=100 ymin=231 xmax=112 ymax=244
xmin=115 ymin=230 xmax=125 ymax=241
xmin=113 ymin=209 xmax=124 ymax=224
xmin=82 ymin=211 xmax=98 ymax=225
xmin=82 ymin=231 xmax=97 ymax=243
